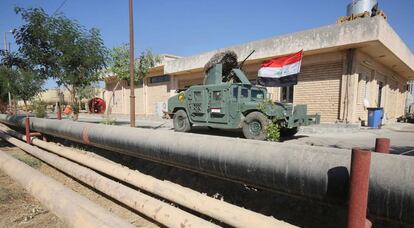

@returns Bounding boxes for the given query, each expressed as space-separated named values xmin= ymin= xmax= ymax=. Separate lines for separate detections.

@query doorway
xmin=377 ymin=81 xmax=383 ymax=108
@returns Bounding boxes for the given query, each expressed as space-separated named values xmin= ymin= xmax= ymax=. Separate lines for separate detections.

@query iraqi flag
xmin=257 ymin=50 xmax=303 ymax=87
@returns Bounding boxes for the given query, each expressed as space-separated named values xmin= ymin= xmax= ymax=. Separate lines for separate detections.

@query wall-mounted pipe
xmin=0 ymin=131 xmax=218 ymax=228
xmin=0 ymin=149 xmax=135 ymax=228
xmin=1 ymin=115 xmax=413 ymax=224
xmin=0 ymin=124 xmax=292 ymax=228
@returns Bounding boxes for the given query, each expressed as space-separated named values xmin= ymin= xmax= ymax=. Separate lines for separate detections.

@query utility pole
xmin=4 ymin=31 xmax=12 ymax=109
xmin=129 ymin=0 xmax=135 ymax=127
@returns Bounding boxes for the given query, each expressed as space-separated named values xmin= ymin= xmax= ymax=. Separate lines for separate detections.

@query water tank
xmin=347 ymin=0 xmax=378 ymax=16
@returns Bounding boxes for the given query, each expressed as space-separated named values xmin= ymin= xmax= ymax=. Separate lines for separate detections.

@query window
xmin=251 ymin=90 xmax=264 ymax=100
xmin=281 ymin=85 xmax=294 ymax=103
xmin=232 ymin=87 xmax=238 ymax=98
xmin=213 ymin=91 xmax=222 ymax=101
xmin=241 ymin=88 xmax=248 ymax=98
xmin=149 ymin=74 xmax=170 ymax=84
xmin=194 ymin=91 xmax=202 ymax=101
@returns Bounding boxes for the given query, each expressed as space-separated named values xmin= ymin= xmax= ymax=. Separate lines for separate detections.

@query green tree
xmin=0 ymin=50 xmax=44 ymax=112
xmin=76 ymin=84 xmax=99 ymax=102
xmin=13 ymin=7 xmax=107 ymax=118
xmin=0 ymin=66 xmax=44 ymax=111
xmin=105 ymin=44 xmax=160 ymax=115
xmin=107 ymin=44 xmax=160 ymax=83
xmin=0 ymin=67 xmax=10 ymax=108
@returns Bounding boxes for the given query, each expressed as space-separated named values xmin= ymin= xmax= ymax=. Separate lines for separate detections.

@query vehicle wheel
xmin=173 ymin=110 xmax=192 ymax=132
xmin=280 ymin=127 xmax=298 ymax=137
xmin=242 ymin=112 xmax=270 ymax=140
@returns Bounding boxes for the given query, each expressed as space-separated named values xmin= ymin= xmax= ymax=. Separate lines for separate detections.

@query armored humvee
xmin=168 ymin=54 xmax=319 ymax=140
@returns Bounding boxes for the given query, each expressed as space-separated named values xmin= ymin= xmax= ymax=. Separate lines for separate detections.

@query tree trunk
xmin=105 ymin=80 xmax=121 ymax=118
xmin=24 ymin=100 xmax=28 ymax=116
xmin=70 ymin=88 xmax=79 ymax=121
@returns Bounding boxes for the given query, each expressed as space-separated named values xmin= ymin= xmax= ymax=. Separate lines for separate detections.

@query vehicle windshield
xmin=251 ymin=90 xmax=264 ymax=100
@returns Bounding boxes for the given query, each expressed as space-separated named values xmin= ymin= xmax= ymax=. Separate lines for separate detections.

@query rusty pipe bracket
xmin=25 ymin=117 xmax=30 ymax=144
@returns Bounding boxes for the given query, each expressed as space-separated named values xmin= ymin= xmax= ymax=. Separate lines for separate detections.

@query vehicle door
xmin=227 ymin=85 xmax=240 ymax=126
xmin=207 ymin=87 xmax=228 ymax=124
xmin=188 ymin=88 xmax=208 ymax=123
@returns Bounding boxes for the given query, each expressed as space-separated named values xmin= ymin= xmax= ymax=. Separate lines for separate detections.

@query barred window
xmin=149 ymin=75 xmax=170 ymax=84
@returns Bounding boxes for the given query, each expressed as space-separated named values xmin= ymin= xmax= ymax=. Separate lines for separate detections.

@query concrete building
xmin=104 ymin=16 xmax=414 ymax=124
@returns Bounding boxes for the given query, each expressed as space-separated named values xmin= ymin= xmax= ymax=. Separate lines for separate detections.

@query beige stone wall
xmin=294 ymin=61 xmax=343 ymax=123
xmin=146 ymin=81 xmax=170 ymax=114
xmin=104 ymin=80 xmax=145 ymax=115
xmin=353 ymin=51 xmax=408 ymax=123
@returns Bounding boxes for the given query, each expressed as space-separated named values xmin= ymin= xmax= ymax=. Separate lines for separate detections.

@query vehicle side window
xmin=241 ymin=88 xmax=248 ymax=98
xmin=213 ymin=91 xmax=221 ymax=101
xmin=232 ymin=87 xmax=238 ymax=98
xmin=194 ymin=91 xmax=202 ymax=101
xmin=251 ymin=90 xmax=264 ymax=99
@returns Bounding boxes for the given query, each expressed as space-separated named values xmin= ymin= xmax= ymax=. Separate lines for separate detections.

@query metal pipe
xmin=347 ymin=148 xmax=371 ymax=228
xmin=129 ymin=0 xmax=135 ymax=127
xmin=0 ymin=124 xmax=292 ymax=228
xmin=374 ymin=138 xmax=390 ymax=154
xmin=0 ymin=149 xmax=135 ymax=228
xmin=1 ymin=115 xmax=414 ymax=224
xmin=0 ymin=130 xmax=218 ymax=228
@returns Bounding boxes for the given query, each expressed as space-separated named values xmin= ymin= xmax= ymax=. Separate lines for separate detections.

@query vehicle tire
xmin=173 ymin=110 xmax=192 ymax=132
xmin=242 ymin=112 xmax=270 ymax=140
xmin=280 ymin=127 xmax=298 ymax=137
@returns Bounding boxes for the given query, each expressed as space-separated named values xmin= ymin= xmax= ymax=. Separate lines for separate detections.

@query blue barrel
xmin=367 ymin=107 xmax=384 ymax=128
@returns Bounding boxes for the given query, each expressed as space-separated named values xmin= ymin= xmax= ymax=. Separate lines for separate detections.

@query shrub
xmin=265 ymin=122 xmax=280 ymax=142
xmin=32 ymin=100 xmax=47 ymax=118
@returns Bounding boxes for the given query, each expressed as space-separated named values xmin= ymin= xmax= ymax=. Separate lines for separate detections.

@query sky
xmin=1 ymin=0 xmax=413 ymax=88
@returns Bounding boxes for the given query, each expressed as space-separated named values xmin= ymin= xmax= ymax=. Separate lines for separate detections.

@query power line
xmin=53 ymin=0 xmax=68 ymax=15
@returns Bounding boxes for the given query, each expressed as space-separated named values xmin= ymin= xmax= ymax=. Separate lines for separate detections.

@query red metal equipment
xmin=88 ymin=98 xmax=106 ymax=114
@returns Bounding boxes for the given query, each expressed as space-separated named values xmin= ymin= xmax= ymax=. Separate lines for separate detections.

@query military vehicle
xmin=167 ymin=51 xmax=320 ymax=140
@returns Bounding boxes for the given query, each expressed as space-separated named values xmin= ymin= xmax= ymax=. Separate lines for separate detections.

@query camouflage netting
xmin=204 ymin=50 xmax=238 ymax=77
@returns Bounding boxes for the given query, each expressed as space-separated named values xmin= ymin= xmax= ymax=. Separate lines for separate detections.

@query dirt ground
xmin=0 ymin=139 xmax=157 ymax=228
xmin=0 ymin=141 xmax=65 ymax=228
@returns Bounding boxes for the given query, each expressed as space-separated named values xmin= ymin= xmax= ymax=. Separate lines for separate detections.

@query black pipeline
xmin=1 ymin=114 xmax=413 ymax=224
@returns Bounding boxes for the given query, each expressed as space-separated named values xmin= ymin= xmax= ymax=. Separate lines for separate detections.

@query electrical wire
xmin=53 ymin=0 xmax=68 ymax=15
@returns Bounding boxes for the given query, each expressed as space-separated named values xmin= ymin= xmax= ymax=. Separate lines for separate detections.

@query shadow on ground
xmin=40 ymin=135 xmax=406 ymax=228
xmin=390 ymin=146 xmax=414 ymax=155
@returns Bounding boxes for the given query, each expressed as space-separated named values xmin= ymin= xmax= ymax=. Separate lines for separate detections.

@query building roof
xmin=163 ymin=16 xmax=414 ymax=80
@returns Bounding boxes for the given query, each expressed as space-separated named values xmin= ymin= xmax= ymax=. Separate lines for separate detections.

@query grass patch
xmin=0 ymin=186 xmax=20 ymax=202
xmin=100 ymin=117 xmax=116 ymax=125
xmin=13 ymin=155 xmax=42 ymax=169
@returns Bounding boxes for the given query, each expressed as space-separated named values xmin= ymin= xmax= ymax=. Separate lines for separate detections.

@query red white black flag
xmin=257 ymin=50 xmax=303 ymax=87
